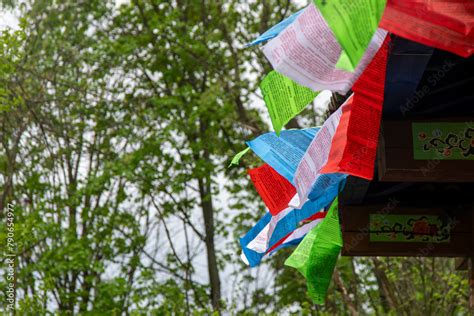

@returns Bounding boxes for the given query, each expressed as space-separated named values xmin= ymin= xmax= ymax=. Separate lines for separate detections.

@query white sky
xmin=0 ymin=11 xmax=19 ymax=30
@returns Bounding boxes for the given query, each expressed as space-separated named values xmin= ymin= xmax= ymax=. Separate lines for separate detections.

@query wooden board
xmin=340 ymin=204 xmax=473 ymax=257
xmin=377 ymin=119 xmax=474 ymax=182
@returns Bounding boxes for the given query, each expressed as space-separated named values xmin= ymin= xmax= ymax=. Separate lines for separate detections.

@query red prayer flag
xmin=320 ymin=36 xmax=390 ymax=180
xmin=380 ymin=0 xmax=474 ymax=57
xmin=248 ymin=164 xmax=296 ymax=216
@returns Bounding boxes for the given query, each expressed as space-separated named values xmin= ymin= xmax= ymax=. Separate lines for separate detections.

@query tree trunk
xmin=371 ymin=258 xmax=398 ymax=312
xmin=198 ymin=176 xmax=221 ymax=312
xmin=333 ymin=269 xmax=358 ymax=315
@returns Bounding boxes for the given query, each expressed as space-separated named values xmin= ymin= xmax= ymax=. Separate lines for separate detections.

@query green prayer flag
xmin=228 ymin=147 xmax=250 ymax=167
xmin=307 ymin=197 xmax=342 ymax=304
xmin=260 ymin=71 xmax=318 ymax=135
xmin=314 ymin=0 xmax=387 ymax=72
xmin=284 ymin=222 xmax=320 ymax=276
xmin=285 ymin=197 xmax=342 ymax=304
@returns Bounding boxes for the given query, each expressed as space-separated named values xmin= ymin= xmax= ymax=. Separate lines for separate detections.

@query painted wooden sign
xmin=340 ymin=203 xmax=472 ymax=257
xmin=412 ymin=122 xmax=474 ymax=160
xmin=369 ymin=214 xmax=451 ymax=243
xmin=377 ymin=118 xmax=474 ymax=182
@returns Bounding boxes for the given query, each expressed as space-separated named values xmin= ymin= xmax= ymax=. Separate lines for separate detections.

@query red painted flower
xmin=412 ymin=219 xmax=430 ymax=234
xmin=443 ymin=148 xmax=452 ymax=157
xmin=418 ymin=132 xmax=427 ymax=140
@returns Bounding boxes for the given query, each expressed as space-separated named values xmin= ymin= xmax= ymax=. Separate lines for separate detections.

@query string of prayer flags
xmin=286 ymin=38 xmax=388 ymax=206
xmin=265 ymin=211 xmax=326 ymax=256
xmin=246 ymin=8 xmax=304 ymax=47
xmin=380 ymin=0 xmax=474 ymax=58
xmin=320 ymin=36 xmax=390 ymax=180
xmin=245 ymin=125 xmax=348 ymax=210
xmin=260 ymin=71 xmax=318 ymax=135
xmin=233 ymin=0 xmax=474 ymax=306
xmin=240 ymin=211 xmax=326 ymax=266
xmin=262 ymin=3 xmax=387 ymax=94
xmin=285 ymin=197 xmax=342 ymax=304
xmin=240 ymin=176 xmax=345 ymax=267
xmin=241 ymin=202 xmax=323 ymax=266
xmin=246 ymin=128 xmax=319 ymax=183
xmin=314 ymin=0 xmax=387 ymax=72
xmin=248 ymin=164 xmax=296 ymax=216
xmin=290 ymin=96 xmax=349 ymax=208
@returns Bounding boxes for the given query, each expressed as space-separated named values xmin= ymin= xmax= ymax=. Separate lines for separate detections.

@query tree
xmin=0 ymin=0 xmax=300 ymax=313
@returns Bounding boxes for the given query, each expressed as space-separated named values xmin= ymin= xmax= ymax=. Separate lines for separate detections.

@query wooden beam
xmin=342 ymin=232 xmax=471 ymax=257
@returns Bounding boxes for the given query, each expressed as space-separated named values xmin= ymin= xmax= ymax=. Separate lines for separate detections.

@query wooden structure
xmin=339 ymin=121 xmax=474 ymax=306
xmin=378 ymin=119 xmax=474 ymax=182
xmin=339 ymin=179 xmax=474 ymax=258
xmin=338 ymin=35 xmax=474 ymax=307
